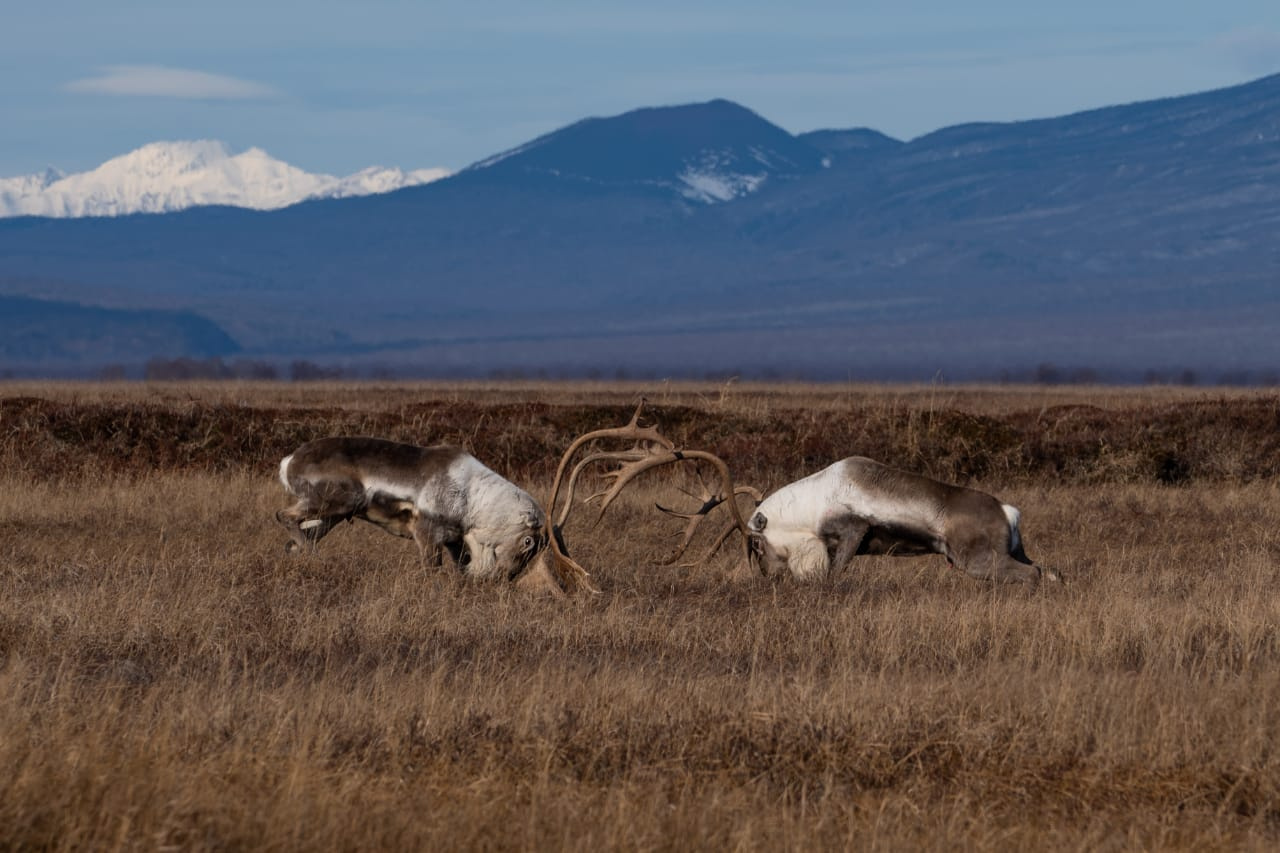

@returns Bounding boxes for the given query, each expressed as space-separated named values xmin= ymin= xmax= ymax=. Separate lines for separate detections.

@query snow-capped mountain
xmin=0 ymin=141 xmax=449 ymax=218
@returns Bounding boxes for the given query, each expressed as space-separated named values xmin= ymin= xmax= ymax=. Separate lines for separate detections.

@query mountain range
xmin=1 ymin=74 xmax=1278 ymax=380
xmin=0 ymin=141 xmax=449 ymax=218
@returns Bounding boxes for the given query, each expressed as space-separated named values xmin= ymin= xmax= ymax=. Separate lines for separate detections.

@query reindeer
xmin=274 ymin=403 xmax=749 ymax=595
xmin=745 ymin=457 xmax=1060 ymax=584
xmin=277 ymin=437 xmax=554 ymax=584
xmin=661 ymin=455 xmax=1061 ymax=586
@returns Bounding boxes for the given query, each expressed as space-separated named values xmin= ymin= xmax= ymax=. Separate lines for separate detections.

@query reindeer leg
xmin=410 ymin=514 xmax=464 ymax=572
xmin=277 ymin=479 xmax=363 ymax=554
xmin=996 ymin=556 xmax=1044 ymax=586
xmin=820 ymin=515 xmax=870 ymax=577
xmin=1007 ymin=539 xmax=1063 ymax=584
xmin=1037 ymin=563 xmax=1064 ymax=584
xmin=276 ymin=505 xmax=343 ymax=553
xmin=277 ymin=501 xmax=324 ymax=553
xmin=410 ymin=522 xmax=441 ymax=570
xmin=953 ymin=548 xmax=1042 ymax=586
xmin=1014 ymin=556 xmax=1063 ymax=585
xmin=276 ymin=503 xmax=305 ymax=552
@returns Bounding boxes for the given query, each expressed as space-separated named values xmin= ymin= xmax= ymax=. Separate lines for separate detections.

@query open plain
xmin=1 ymin=381 xmax=1279 ymax=850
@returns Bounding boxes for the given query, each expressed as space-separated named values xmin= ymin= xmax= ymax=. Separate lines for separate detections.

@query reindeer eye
xmin=521 ymin=535 xmax=536 ymax=551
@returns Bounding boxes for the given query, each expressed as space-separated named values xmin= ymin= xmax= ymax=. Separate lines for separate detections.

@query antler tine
xmin=658 ymin=485 xmax=763 ymax=565
xmin=652 ymin=466 xmax=722 ymax=563
xmin=545 ymin=522 xmax=599 ymax=595
xmin=555 ymin=446 xmax=653 ymax=529
xmin=582 ymin=450 xmax=691 ymax=525
xmin=546 ymin=399 xmax=675 ymax=526
xmin=675 ymin=518 xmax=741 ymax=568
xmin=655 ymin=495 xmax=724 ymax=564
xmin=574 ymin=443 xmax=760 ymax=570
xmin=655 ymin=450 xmax=755 ymax=569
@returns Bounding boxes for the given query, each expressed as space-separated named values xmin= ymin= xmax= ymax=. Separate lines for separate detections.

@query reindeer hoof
xmin=284 ymin=540 xmax=300 ymax=554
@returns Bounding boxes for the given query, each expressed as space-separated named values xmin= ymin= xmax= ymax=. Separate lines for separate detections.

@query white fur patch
xmin=757 ymin=460 xmax=940 ymax=539
xmin=783 ymin=534 xmax=830 ymax=581
xmin=754 ymin=458 xmax=949 ymax=580
xmin=1001 ymin=503 xmax=1023 ymax=553
xmin=278 ymin=454 xmax=293 ymax=491
xmin=361 ymin=475 xmax=422 ymax=507
xmin=300 ymin=519 xmax=324 ymax=530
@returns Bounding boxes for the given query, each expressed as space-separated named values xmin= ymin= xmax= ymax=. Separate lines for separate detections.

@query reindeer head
xmin=745 ymin=511 xmax=790 ymax=578
xmin=461 ymin=502 xmax=547 ymax=583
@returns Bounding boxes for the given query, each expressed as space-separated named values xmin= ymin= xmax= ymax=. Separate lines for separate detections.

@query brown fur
xmin=276 ymin=437 xmax=469 ymax=568
xmin=830 ymin=458 xmax=1059 ymax=585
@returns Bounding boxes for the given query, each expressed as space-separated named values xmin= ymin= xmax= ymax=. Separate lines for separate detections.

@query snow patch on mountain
xmin=677 ymin=149 xmax=768 ymax=203
xmin=678 ymin=169 xmax=767 ymax=202
xmin=0 ymin=141 xmax=449 ymax=218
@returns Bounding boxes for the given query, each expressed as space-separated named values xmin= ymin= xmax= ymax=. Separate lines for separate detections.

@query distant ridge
xmin=0 ymin=295 xmax=238 ymax=364
xmin=797 ymin=128 xmax=903 ymax=157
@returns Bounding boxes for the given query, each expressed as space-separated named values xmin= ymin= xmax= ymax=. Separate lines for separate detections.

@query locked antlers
xmin=547 ymin=400 xmax=756 ymax=574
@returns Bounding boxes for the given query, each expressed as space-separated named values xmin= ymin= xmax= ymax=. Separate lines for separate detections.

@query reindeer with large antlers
xmin=665 ymin=455 xmax=1062 ymax=587
xmin=274 ymin=401 xmax=751 ymax=594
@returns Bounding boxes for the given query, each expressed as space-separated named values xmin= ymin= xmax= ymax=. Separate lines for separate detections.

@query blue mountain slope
xmin=720 ymin=74 xmax=1280 ymax=305
xmin=0 ymin=294 xmax=238 ymax=365
xmin=463 ymin=99 xmax=827 ymax=200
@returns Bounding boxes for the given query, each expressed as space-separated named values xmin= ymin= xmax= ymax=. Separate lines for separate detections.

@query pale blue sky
xmin=3 ymin=1 xmax=1279 ymax=176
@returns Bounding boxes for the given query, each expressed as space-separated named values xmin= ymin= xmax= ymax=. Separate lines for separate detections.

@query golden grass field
xmin=2 ymin=381 xmax=1279 ymax=850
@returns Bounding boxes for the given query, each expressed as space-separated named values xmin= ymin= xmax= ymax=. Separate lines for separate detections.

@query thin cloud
xmin=65 ymin=65 xmax=279 ymax=99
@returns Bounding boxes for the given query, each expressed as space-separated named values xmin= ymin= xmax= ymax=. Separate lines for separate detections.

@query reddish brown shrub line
xmin=3 ymin=395 xmax=1279 ymax=485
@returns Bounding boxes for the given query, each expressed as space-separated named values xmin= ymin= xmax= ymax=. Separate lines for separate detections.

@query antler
xmin=546 ymin=399 xmax=675 ymax=524
xmin=544 ymin=399 xmax=755 ymax=579
xmin=656 ymin=474 xmax=764 ymax=566
xmin=545 ymin=522 xmax=595 ymax=594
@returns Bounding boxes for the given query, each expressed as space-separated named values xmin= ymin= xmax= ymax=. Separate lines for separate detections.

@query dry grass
xmin=2 ymin=382 xmax=1279 ymax=850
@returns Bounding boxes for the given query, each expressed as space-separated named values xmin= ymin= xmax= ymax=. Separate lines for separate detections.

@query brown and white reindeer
xmin=664 ymin=456 xmax=1062 ymax=587
xmin=274 ymin=402 xmax=750 ymax=595
xmin=277 ymin=437 xmax=553 ymax=583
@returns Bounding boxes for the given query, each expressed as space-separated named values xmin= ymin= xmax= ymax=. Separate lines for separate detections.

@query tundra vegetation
xmin=1 ymin=380 xmax=1279 ymax=850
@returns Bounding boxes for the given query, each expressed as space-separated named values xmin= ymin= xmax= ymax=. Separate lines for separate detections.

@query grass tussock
xmin=2 ymin=381 xmax=1279 ymax=850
